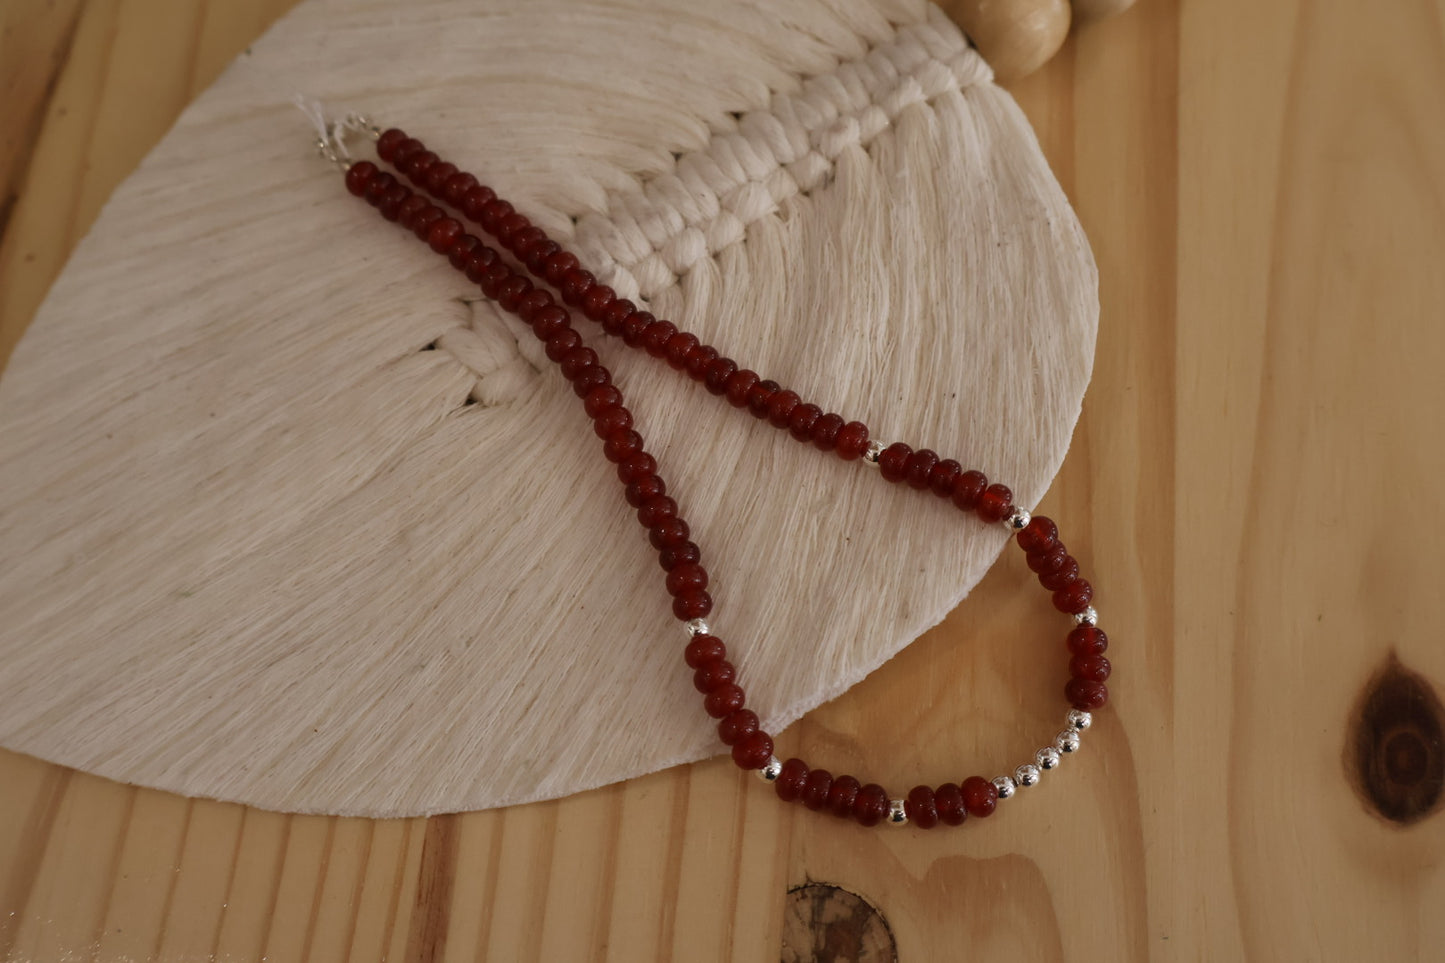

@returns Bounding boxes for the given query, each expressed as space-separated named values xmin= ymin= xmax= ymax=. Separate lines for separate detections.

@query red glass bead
xmin=495 ymin=275 xmax=533 ymax=311
xmin=395 ymin=194 xmax=429 ymax=228
xmin=1067 ymin=625 xmax=1108 ymax=656
xmin=934 ymin=783 xmax=966 ymax=826
xmin=731 ymin=730 xmax=773 ymax=769
xmin=1070 ymin=653 xmax=1111 ymax=683
xmin=1066 ymin=678 xmax=1109 ymax=711
xmin=905 ymin=785 xmax=939 ymax=829
xmin=442 ymin=172 xmax=479 ymax=208
xmin=542 ymin=250 xmax=579 ymax=285
xmin=510 ymin=226 xmax=547 ymax=259
xmin=624 ymin=475 xmax=665 ymax=508
xmin=853 ymin=784 xmax=889 ymax=827
xmin=391 ymin=137 xmax=424 ymax=165
xmin=827 ymin=775 xmax=861 ymax=818
xmin=672 ymin=590 xmax=712 ymax=620
xmin=951 ymin=470 xmax=988 ymax=510
xmin=961 ymin=776 xmax=997 ymax=818
xmin=618 ymin=453 xmax=657 ymax=485
xmin=364 ymin=171 xmax=396 ymax=208
xmin=787 ymin=403 xmax=822 ymax=442
xmin=603 ymin=431 xmax=644 ymax=463
xmin=684 ymin=345 xmax=720 ymax=381
xmin=401 ymin=149 xmax=438 ymax=182
xmin=1028 ymin=543 xmax=1070 ymax=575
xmin=583 ymin=385 xmax=623 ymax=419
xmin=461 ymin=184 xmax=496 ymax=222
xmin=704 ymin=683 xmax=746 ymax=719
xmin=600 ymin=299 xmax=634 ymax=336
xmin=544 ymin=329 xmax=582 ymax=363
xmin=977 ymin=483 xmax=1013 ymax=522
xmin=658 ymin=541 xmax=701 ymax=571
xmin=664 ymin=332 xmax=700 ymax=370
xmin=463 ymin=246 xmax=499 ymax=283
xmin=765 ymin=390 xmax=800 ymax=428
xmin=717 ymin=709 xmax=758 ymax=746
xmin=834 ymin=422 xmax=869 ymax=461
xmin=723 ymin=369 xmax=760 ymax=407
xmin=427 ymin=217 xmax=463 ymax=254
xmin=1039 ymin=556 xmax=1080 ymax=591
xmin=524 ymin=240 xmax=561 ymax=275
xmin=747 ymin=380 xmax=781 ymax=418
xmin=693 ymin=659 xmax=735 ymax=693
xmin=810 ymin=413 xmax=844 ymax=451
xmin=581 ymin=284 xmax=616 ymax=322
xmin=496 ymin=211 xmax=530 ymax=244
xmin=636 ymin=495 xmax=677 ymax=528
xmin=479 ymin=263 xmax=513 ymax=299
xmin=409 ymin=204 xmax=443 ymax=239
xmin=801 ymin=769 xmax=833 ymax=811
xmin=1016 ymin=515 xmax=1059 ymax=554
xmin=378 ymin=184 xmax=410 ymax=221
xmin=776 ymin=759 xmax=809 ymax=802
xmin=478 ymin=198 xmax=513 ymax=233
xmin=560 ymin=269 xmax=596 ymax=306
xmin=878 ymin=442 xmax=912 ymax=483
xmin=704 ymin=358 xmax=739 ymax=396
xmin=447 ymin=233 xmax=481 ymax=270
xmin=376 ymin=128 xmax=408 ymax=161
xmin=344 ymin=160 xmax=376 ymax=196
xmin=666 ymin=563 xmax=708 ymax=596
xmin=559 ymin=346 xmax=600 ymax=379
xmin=593 ymin=407 xmax=633 ymax=439
xmin=684 ymin=634 xmax=725 ymax=668
xmin=640 ymin=320 xmax=677 ymax=358
xmin=929 ymin=458 xmax=962 ymax=497
xmin=620 ymin=311 xmax=654 ymax=346
xmin=649 ymin=518 xmax=691 ymax=551
xmin=424 ymin=160 xmax=458 ymax=196
xmin=1053 ymin=578 xmax=1093 ymax=614
xmin=904 ymin=449 xmax=939 ymax=490
xmin=526 ymin=301 xmax=563 ymax=336
xmin=571 ymin=367 xmax=611 ymax=397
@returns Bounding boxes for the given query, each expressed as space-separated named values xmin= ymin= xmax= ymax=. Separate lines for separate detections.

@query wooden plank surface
xmin=2 ymin=0 xmax=1442 ymax=960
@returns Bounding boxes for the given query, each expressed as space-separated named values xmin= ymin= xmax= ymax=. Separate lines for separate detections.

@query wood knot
xmin=781 ymin=882 xmax=897 ymax=963
xmin=1348 ymin=652 xmax=1445 ymax=825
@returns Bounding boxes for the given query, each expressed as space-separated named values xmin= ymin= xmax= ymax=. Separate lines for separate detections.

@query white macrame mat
xmin=0 ymin=0 xmax=1097 ymax=817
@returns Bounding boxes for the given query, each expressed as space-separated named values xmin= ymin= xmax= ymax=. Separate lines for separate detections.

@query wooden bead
xmin=934 ymin=0 xmax=1071 ymax=81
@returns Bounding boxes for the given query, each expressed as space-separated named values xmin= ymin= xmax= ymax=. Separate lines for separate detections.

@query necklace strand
xmin=324 ymin=118 xmax=1110 ymax=828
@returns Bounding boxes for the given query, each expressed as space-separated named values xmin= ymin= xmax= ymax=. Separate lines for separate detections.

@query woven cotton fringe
xmin=0 ymin=0 xmax=1096 ymax=816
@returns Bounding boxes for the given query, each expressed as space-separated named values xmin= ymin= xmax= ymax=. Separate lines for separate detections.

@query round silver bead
xmin=1066 ymin=709 xmax=1093 ymax=732
xmin=1055 ymin=729 xmax=1082 ymax=754
xmin=1004 ymin=508 xmax=1032 ymax=531
xmin=685 ymin=618 xmax=711 ymax=637
xmin=1073 ymin=606 xmax=1099 ymax=627
xmin=992 ymin=775 xmax=1016 ymax=799
xmin=757 ymin=757 xmax=783 ymax=782
xmin=1014 ymin=764 xmax=1041 ymax=788
xmin=887 ymin=799 xmax=908 ymax=825
xmin=862 ymin=440 xmax=885 ymax=465
xmin=1035 ymin=747 xmax=1062 ymax=770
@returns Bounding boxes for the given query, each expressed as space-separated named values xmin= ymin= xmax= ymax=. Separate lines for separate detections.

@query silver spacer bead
xmin=887 ymin=799 xmax=908 ymax=825
xmin=1014 ymin=764 xmax=1042 ymax=787
xmin=1073 ymin=606 xmax=1099 ymax=627
xmin=1036 ymin=746 xmax=1062 ymax=770
xmin=1066 ymin=709 xmax=1093 ymax=732
xmin=1054 ymin=729 xmax=1082 ymax=754
xmin=862 ymin=440 xmax=885 ymax=465
xmin=1004 ymin=508 xmax=1032 ymax=531
xmin=757 ymin=757 xmax=783 ymax=782
xmin=685 ymin=618 xmax=711 ymax=637
xmin=992 ymin=775 xmax=1016 ymax=799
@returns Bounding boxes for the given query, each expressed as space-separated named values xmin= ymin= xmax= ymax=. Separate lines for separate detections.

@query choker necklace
xmin=313 ymin=113 xmax=1110 ymax=828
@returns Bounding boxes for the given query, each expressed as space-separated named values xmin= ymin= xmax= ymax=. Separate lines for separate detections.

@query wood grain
xmin=3 ymin=0 xmax=1444 ymax=961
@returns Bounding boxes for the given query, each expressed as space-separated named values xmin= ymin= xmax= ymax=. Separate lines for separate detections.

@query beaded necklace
xmin=317 ymin=115 xmax=1110 ymax=828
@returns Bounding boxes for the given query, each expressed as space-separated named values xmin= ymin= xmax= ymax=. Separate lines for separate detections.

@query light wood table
xmin=3 ymin=1 xmax=1442 ymax=960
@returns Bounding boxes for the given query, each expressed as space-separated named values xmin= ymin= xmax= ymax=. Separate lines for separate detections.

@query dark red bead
xmin=1029 ymin=543 xmax=1070 ymax=575
xmin=542 ymin=250 xmax=579 ymax=285
xmin=463 ymin=247 xmax=499 ymax=283
xmin=560 ymin=269 xmax=596 ymax=306
xmin=835 ymin=422 xmax=869 ymax=461
xmin=666 ymin=563 xmax=708 ymax=596
xmin=684 ymin=345 xmax=720 ymax=381
xmin=731 ymin=730 xmax=773 ymax=769
xmin=479 ymin=198 xmax=513 ymax=233
xmin=496 ymin=211 xmax=530 ymax=244
xmin=378 ymin=184 xmax=410 ymax=220
xmin=787 ymin=403 xmax=822 ymax=442
xmin=461 ymin=185 xmax=496 ymax=222
xmin=442 ymin=172 xmax=479 ymax=207
xmin=1039 ymin=556 xmax=1080 ymax=591
xmin=649 ymin=519 xmax=691 ymax=551
xmin=479 ymin=263 xmax=512 ymax=299
xmin=376 ymin=128 xmax=408 ymax=161
xmin=693 ymin=659 xmax=735 ymax=693
xmin=929 ymin=458 xmax=963 ymax=497
xmin=1070 ymin=653 xmax=1111 ymax=683
xmin=638 ymin=494 xmax=678 ymax=528
xmin=827 ymin=775 xmax=861 ymax=818
xmin=401 ymin=149 xmax=437 ymax=181
xmin=746 ymin=380 xmax=781 ymax=418
xmin=620 ymin=311 xmax=654 ymax=346
xmin=1053 ymin=578 xmax=1093 ymax=614
xmin=544 ymin=329 xmax=582 ymax=363
xmin=528 ymin=307 xmax=569 ymax=343
xmin=786 ymin=770 xmax=828 ymax=812
xmin=775 ymin=759 xmax=809 ymax=802
xmin=717 ymin=709 xmax=758 ymax=746
xmin=878 ymin=442 xmax=912 ymax=483
xmin=664 ymin=332 xmax=700 ymax=370
xmin=951 ymin=470 xmax=988 ymax=511
xmin=447 ymin=233 xmax=481 ymax=270
xmin=571 ymin=367 xmax=612 ymax=397
xmin=1017 ymin=515 xmax=1059 ymax=554
xmin=672 ymin=589 xmax=711 ymax=620
xmin=395 ymin=194 xmax=429 ymax=228
xmin=496 ymin=275 xmax=534 ymax=311
xmin=427 ymin=217 xmax=463 ymax=254
xmin=510 ymin=226 xmax=547 ymax=259
xmin=704 ymin=683 xmax=746 ymax=719
xmin=344 ymin=160 xmax=377 ymax=196
xmin=810 ymin=413 xmax=844 ymax=451
xmin=853 ymin=784 xmax=889 ymax=827
xmin=593 ymin=407 xmax=633 ymax=439
xmin=581 ymin=284 xmax=617 ymax=322
xmin=411 ymin=206 xmax=446 ymax=241
xmin=934 ymin=783 xmax=966 ymax=826
xmin=624 ymin=475 xmax=664 ymax=508
xmin=766 ymin=390 xmax=800 ymax=428
xmin=684 ymin=634 xmax=725 ymax=668
xmin=704 ymin=358 xmax=738 ymax=395
xmin=364 ymin=171 xmax=396 ymax=207
xmin=904 ymin=449 xmax=939 ymax=490
xmin=391 ymin=137 xmax=424 ymax=164
xmin=603 ymin=431 xmax=645 ymax=463
xmin=524 ymin=240 xmax=561 ymax=274
xmin=559 ymin=346 xmax=600 ymax=379
xmin=1067 ymin=625 xmax=1109 ymax=656
xmin=904 ymin=785 xmax=939 ymax=829
xmin=618 ymin=453 xmax=657 ymax=485
xmin=583 ymin=385 xmax=623 ymax=419
xmin=600 ymin=299 xmax=634 ymax=336
xmin=658 ymin=542 xmax=701 ymax=571
xmin=424 ymin=160 xmax=458 ymax=196
xmin=961 ymin=776 xmax=997 ymax=818
xmin=976 ymin=483 xmax=1013 ymax=522
xmin=1066 ymin=678 xmax=1109 ymax=711
xmin=640 ymin=320 xmax=677 ymax=358
xmin=723 ymin=369 xmax=760 ymax=407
